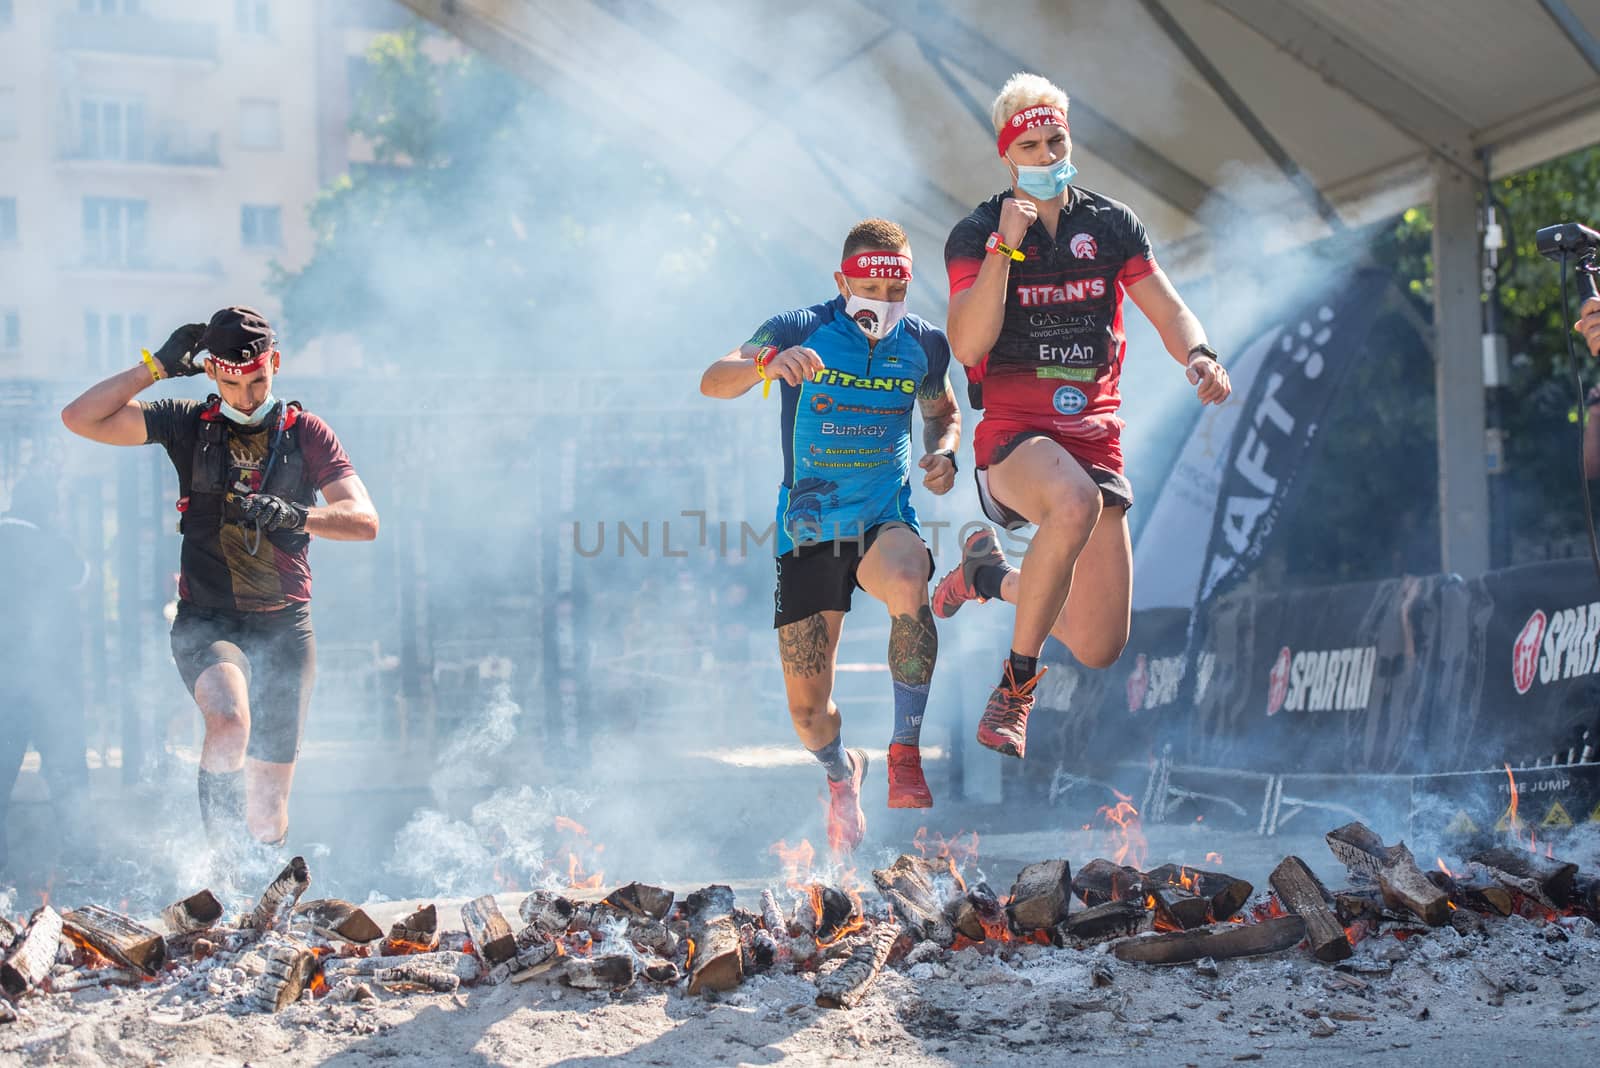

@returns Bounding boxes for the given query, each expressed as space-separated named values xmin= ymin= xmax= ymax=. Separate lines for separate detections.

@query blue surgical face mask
xmin=1010 ymin=155 xmax=1076 ymax=200
xmin=219 ymin=393 xmax=278 ymax=426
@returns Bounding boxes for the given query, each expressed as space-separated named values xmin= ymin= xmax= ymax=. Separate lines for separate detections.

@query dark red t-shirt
xmin=142 ymin=399 xmax=355 ymax=611
xmin=945 ymin=187 xmax=1157 ymax=472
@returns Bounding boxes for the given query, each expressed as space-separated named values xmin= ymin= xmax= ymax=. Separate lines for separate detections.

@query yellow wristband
xmin=140 ymin=348 xmax=163 ymax=382
xmin=753 ymin=345 xmax=778 ymax=399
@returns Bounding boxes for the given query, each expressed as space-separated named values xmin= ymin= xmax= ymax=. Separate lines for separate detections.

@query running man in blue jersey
xmin=700 ymin=218 xmax=961 ymax=854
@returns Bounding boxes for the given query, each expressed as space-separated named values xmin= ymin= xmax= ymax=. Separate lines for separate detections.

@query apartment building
xmin=0 ymin=0 xmax=411 ymax=380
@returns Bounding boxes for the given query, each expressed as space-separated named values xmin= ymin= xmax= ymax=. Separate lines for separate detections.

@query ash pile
xmin=0 ymin=819 xmax=1597 ymax=1029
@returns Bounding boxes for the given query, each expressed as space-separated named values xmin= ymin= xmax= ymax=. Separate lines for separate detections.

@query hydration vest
xmin=177 ymin=397 xmax=315 ymax=554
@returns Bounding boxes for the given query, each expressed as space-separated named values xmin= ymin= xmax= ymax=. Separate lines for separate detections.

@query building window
xmin=82 ymin=197 xmax=148 ymax=267
xmin=1 ymin=310 xmax=18 ymax=353
xmin=79 ymin=0 xmax=140 ymax=14
xmin=0 ymin=197 xmax=15 ymax=244
xmin=0 ymin=88 xmax=16 ymax=141
xmin=238 ymin=99 xmax=281 ymax=150
xmin=85 ymin=311 xmax=148 ymax=369
xmin=79 ymin=96 xmax=146 ymax=161
xmin=241 ymin=204 xmax=282 ymax=248
xmin=236 ymin=0 xmax=271 ymax=35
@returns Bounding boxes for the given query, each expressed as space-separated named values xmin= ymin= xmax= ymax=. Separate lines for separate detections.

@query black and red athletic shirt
xmin=143 ymin=399 xmax=355 ymax=611
xmin=945 ymin=186 xmax=1157 ymax=473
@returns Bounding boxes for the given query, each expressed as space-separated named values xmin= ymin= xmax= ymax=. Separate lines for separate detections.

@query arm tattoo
xmin=918 ymin=377 xmax=960 ymax=454
xmin=889 ymin=606 xmax=938 ymax=687
xmin=778 ymin=613 xmax=833 ymax=678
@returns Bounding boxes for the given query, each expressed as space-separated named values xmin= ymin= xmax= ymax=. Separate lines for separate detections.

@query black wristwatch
xmin=934 ymin=448 xmax=958 ymax=473
xmin=1188 ymin=343 xmax=1220 ymax=364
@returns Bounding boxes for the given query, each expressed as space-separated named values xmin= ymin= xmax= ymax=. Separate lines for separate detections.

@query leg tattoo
xmin=779 ymin=613 xmax=832 ymax=677
xmin=889 ymin=607 xmax=937 ymax=746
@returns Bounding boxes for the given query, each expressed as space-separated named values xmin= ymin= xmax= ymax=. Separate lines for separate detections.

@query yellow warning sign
xmin=1444 ymin=810 xmax=1479 ymax=836
xmin=1591 ymin=800 xmax=1600 ymax=824
xmin=1541 ymin=801 xmax=1574 ymax=829
xmin=1494 ymin=805 xmax=1524 ymax=833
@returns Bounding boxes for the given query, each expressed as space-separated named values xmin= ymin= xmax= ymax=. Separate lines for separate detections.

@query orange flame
xmin=1095 ymin=791 xmax=1148 ymax=870
xmin=1503 ymin=764 xmax=1525 ymax=845
xmin=912 ymin=828 xmax=982 ymax=868
xmin=769 ymin=839 xmax=817 ymax=887
xmin=555 ymin=818 xmax=605 ymax=890
xmin=553 ymin=816 xmax=587 ymax=835
xmin=1205 ymin=852 xmax=1224 ymax=866
xmin=1436 ymin=858 xmax=1455 ymax=878
xmin=310 ymin=970 xmax=328 ymax=996
xmin=384 ymin=937 xmax=438 ymax=956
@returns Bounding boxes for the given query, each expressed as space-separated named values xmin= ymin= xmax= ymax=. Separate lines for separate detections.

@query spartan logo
xmin=1513 ymin=609 xmax=1546 ymax=695
xmin=1266 ymin=646 xmax=1291 ymax=717
xmin=852 ymin=307 xmax=880 ymax=333
xmin=1069 ymin=232 xmax=1098 ymax=260
xmin=1276 ymin=645 xmax=1378 ymax=714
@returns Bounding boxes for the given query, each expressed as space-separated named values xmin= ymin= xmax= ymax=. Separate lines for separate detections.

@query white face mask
xmin=219 ymin=393 xmax=278 ymax=426
xmin=843 ymin=284 xmax=908 ymax=341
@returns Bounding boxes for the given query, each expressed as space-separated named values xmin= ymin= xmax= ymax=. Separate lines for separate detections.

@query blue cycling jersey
xmin=747 ymin=296 xmax=952 ymax=555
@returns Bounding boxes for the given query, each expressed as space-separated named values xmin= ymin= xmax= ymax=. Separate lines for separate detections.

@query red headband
xmin=206 ymin=352 xmax=271 ymax=377
xmin=840 ymin=251 xmax=912 ymax=281
xmin=997 ymin=105 xmax=1069 ymax=158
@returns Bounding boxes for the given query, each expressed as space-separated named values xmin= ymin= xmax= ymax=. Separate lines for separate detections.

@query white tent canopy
xmin=398 ymin=0 xmax=1600 ymax=573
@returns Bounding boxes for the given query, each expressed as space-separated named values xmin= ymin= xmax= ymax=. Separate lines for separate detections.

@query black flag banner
xmin=1195 ymin=267 xmax=1392 ymax=605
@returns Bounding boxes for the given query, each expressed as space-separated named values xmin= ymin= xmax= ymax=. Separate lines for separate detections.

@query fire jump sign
xmin=1411 ymin=764 xmax=1600 ymax=848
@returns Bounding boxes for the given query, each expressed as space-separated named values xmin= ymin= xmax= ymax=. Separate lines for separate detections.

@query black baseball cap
xmin=200 ymin=306 xmax=275 ymax=363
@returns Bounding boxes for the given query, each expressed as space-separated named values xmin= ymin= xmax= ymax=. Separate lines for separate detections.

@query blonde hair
xmin=841 ymin=217 xmax=910 ymax=260
xmin=990 ymin=72 xmax=1071 ymax=135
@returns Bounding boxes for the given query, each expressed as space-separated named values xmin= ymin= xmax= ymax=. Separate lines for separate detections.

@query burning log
xmin=61 ymin=905 xmax=167 ymax=976
xmin=873 ymin=854 xmax=959 ymax=946
xmin=460 ymin=895 xmax=517 ymax=967
xmin=292 ymin=900 xmax=383 ymax=944
xmin=1073 ymin=858 xmax=1146 ymax=907
xmin=1112 ymin=915 xmax=1307 ymax=965
xmin=815 ymin=922 xmax=899 ymax=1009
xmin=0 ymin=906 xmax=63 ymax=997
xmin=571 ymin=903 xmax=676 ymax=958
xmin=602 ymin=882 xmax=674 ymax=922
xmin=376 ymin=961 xmax=462 ymax=993
xmin=49 ymin=967 xmax=144 ymax=993
xmin=1269 ymin=857 xmax=1353 ymax=962
xmin=1325 ymin=823 xmax=1450 ymax=925
xmin=247 ymin=856 xmax=311 ymax=934
xmin=683 ymin=885 xmax=743 ymax=996
xmin=950 ymin=881 xmax=1004 ymax=942
xmin=760 ymin=889 xmax=787 ymax=935
xmin=322 ymin=950 xmax=480 ymax=983
xmin=517 ymin=891 xmax=575 ymax=935
xmin=325 ymin=978 xmax=375 ymax=1004
xmin=1334 ymin=889 xmax=1386 ymax=927
xmin=0 ymin=915 xmax=17 ymax=948
xmin=1468 ymin=848 xmax=1578 ymax=909
xmin=642 ymin=959 xmax=680 ymax=983
xmin=512 ymin=927 xmax=558 ymax=970
xmin=161 ymin=890 xmax=223 ymax=936
xmin=1150 ymin=886 xmax=1212 ymax=932
xmin=1146 ymin=864 xmax=1254 ymax=922
xmin=1056 ymin=900 xmax=1145 ymax=944
xmin=1007 ymin=859 xmax=1074 ymax=932
xmin=249 ymin=942 xmax=317 ymax=1012
xmin=383 ymin=904 xmax=440 ymax=955
xmin=815 ymin=887 xmax=857 ymax=945
xmin=561 ymin=954 xmax=635 ymax=992
xmin=1430 ymin=866 xmax=1514 ymax=916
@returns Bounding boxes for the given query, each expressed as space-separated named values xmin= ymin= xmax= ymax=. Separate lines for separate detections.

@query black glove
xmin=152 ymin=323 xmax=209 ymax=378
xmin=237 ymin=493 xmax=308 ymax=533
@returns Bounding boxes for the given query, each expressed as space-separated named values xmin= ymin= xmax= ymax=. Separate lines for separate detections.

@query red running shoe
xmin=932 ymin=524 xmax=1009 ymax=619
xmin=826 ymin=748 xmax=869 ymax=854
xmin=975 ymin=662 xmax=1046 ymax=759
xmin=886 ymin=743 xmax=933 ymax=809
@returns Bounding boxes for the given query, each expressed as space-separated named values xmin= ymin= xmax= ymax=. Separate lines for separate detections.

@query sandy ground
xmin=2 ymin=893 xmax=1598 ymax=1068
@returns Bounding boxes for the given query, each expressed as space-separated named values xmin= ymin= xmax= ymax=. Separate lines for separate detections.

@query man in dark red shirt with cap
xmin=62 ymin=307 xmax=379 ymax=865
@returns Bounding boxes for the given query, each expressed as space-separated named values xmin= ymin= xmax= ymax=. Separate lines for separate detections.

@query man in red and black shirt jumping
xmin=62 ymin=307 xmax=378 ymax=862
xmin=935 ymin=73 xmax=1230 ymax=760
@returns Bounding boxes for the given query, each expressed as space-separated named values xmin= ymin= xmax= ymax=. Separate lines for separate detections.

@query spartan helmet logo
xmin=1012 ymin=113 xmax=1025 ymax=127
xmin=1266 ymin=646 xmax=1292 ymax=716
xmin=857 ymin=255 xmax=870 ymax=269
xmin=1070 ymin=233 xmax=1098 ymax=260
xmin=1512 ymin=610 xmax=1546 ymax=695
